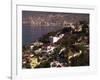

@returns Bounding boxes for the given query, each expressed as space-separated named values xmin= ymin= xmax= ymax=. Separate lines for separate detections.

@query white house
xmin=49 ymin=34 xmax=64 ymax=43
xmin=33 ymin=41 xmax=43 ymax=47
xmin=34 ymin=48 xmax=42 ymax=54
xmin=30 ymin=45 xmax=34 ymax=50
xmin=46 ymin=45 xmax=56 ymax=54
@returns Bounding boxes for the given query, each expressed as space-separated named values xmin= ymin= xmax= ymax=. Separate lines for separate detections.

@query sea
xmin=22 ymin=25 xmax=62 ymax=46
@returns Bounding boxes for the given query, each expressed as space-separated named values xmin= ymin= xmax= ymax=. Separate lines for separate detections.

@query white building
xmin=33 ymin=41 xmax=43 ymax=47
xmin=30 ymin=45 xmax=34 ymax=50
xmin=49 ymin=34 xmax=64 ymax=43
xmin=46 ymin=45 xmax=56 ymax=54
xmin=34 ymin=48 xmax=42 ymax=54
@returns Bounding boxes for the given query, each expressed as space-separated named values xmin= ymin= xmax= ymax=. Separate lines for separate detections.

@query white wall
xmin=0 ymin=0 xmax=99 ymax=80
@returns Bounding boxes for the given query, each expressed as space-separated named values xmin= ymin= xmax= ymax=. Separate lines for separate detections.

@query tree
xmin=39 ymin=32 xmax=57 ymax=43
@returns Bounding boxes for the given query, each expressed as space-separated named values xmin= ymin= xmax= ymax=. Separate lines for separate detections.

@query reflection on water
xmin=22 ymin=25 xmax=62 ymax=46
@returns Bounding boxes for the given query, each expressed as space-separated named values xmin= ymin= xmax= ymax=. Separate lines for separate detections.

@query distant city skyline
xmin=22 ymin=11 xmax=89 ymax=27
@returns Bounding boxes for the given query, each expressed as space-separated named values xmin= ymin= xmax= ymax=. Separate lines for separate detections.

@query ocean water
xmin=22 ymin=25 xmax=62 ymax=46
